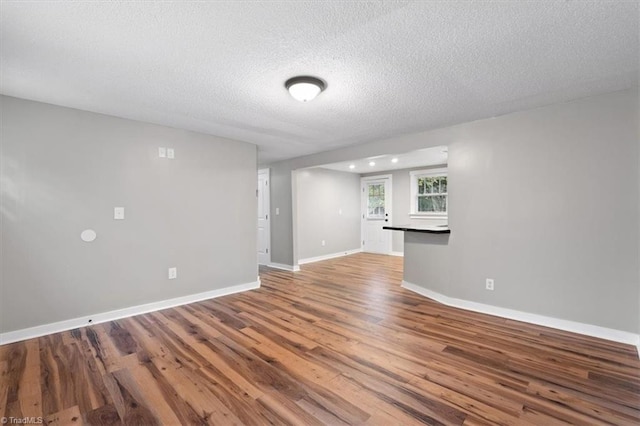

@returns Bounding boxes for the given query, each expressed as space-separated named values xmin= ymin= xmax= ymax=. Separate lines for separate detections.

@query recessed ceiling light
xmin=369 ymin=161 xmax=375 ymax=166
xmin=391 ymin=158 xmax=399 ymax=163
xmin=349 ymin=164 xmax=355 ymax=169
xmin=285 ymin=76 xmax=326 ymax=102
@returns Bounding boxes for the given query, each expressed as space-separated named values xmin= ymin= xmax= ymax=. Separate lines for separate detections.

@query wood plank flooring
xmin=1 ymin=253 xmax=639 ymax=425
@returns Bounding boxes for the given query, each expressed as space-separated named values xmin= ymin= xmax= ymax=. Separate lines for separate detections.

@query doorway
xmin=257 ymin=168 xmax=270 ymax=265
xmin=361 ymin=174 xmax=392 ymax=254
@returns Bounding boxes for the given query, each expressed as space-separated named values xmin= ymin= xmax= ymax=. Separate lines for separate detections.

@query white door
xmin=361 ymin=175 xmax=392 ymax=254
xmin=257 ymin=169 xmax=270 ymax=265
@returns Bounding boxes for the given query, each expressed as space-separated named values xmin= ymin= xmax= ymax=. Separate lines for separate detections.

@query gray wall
xmin=265 ymin=90 xmax=639 ymax=333
xmin=269 ymin=165 xmax=295 ymax=266
xmin=362 ymin=165 xmax=447 ymax=253
xmin=1 ymin=96 xmax=258 ymax=333
xmin=438 ymin=91 xmax=638 ymax=332
xmin=296 ymin=168 xmax=360 ymax=260
xmin=404 ymin=233 xmax=451 ymax=295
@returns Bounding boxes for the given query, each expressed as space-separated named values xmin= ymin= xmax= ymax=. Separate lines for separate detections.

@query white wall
xmin=296 ymin=167 xmax=361 ymax=261
xmin=266 ymin=90 xmax=639 ymax=333
xmin=1 ymin=96 xmax=258 ymax=333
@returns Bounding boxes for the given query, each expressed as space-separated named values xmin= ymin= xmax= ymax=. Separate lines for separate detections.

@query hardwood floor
xmin=1 ymin=253 xmax=639 ymax=425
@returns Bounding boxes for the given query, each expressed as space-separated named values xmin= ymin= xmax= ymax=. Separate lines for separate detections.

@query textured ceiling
xmin=1 ymin=1 xmax=638 ymax=164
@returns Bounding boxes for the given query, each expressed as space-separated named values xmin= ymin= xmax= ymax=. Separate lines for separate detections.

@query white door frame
xmin=257 ymin=168 xmax=271 ymax=265
xmin=361 ymin=174 xmax=393 ymax=254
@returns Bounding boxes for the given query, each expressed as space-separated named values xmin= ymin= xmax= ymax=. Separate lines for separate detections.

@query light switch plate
xmin=158 ymin=147 xmax=167 ymax=158
xmin=114 ymin=207 xmax=125 ymax=220
xmin=167 ymin=148 xmax=175 ymax=159
xmin=168 ymin=267 xmax=177 ymax=279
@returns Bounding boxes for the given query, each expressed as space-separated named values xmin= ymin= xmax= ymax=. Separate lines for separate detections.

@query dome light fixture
xmin=285 ymin=76 xmax=326 ymax=102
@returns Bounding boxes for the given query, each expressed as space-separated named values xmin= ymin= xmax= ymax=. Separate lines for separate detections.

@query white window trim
xmin=409 ymin=167 xmax=448 ymax=219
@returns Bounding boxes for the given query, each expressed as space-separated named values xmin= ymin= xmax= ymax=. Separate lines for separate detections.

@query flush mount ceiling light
xmin=369 ymin=161 xmax=376 ymax=166
xmin=349 ymin=164 xmax=355 ymax=169
xmin=285 ymin=76 xmax=326 ymax=102
xmin=391 ymin=157 xmax=399 ymax=163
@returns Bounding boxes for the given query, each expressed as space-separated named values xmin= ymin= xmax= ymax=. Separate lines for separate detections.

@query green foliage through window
xmin=367 ymin=183 xmax=385 ymax=218
xmin=416 ymin=176 xmax=447 ymax=213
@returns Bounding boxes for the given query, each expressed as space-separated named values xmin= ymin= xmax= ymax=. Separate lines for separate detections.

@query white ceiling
xmin=319 ymin=146 xmax=448 ymax=175
xmin=1 ymin=2 xmax=638 ymax=164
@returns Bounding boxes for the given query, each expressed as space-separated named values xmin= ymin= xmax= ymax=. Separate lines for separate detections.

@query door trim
xmin=361 ymin=174 xmax=393 ymax=254
xmin=258 ymin=168 xmax=271 ymax=265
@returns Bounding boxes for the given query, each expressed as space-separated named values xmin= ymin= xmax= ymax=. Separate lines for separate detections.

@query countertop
xmin=382 ymin=224 xmax=451 ymax=234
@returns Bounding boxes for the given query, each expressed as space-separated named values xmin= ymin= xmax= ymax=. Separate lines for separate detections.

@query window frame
xmin=409 ymin=167 xmax=448 ymax=218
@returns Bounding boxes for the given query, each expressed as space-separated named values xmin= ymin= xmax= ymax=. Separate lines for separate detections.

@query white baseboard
xmin=267 ymin=262 xmax=300 ymax=272
xmin=402 ymin=281 xmax=640 ymax=353
xmin=0 ymin=280 xmax=260 ymax=346
xmin=298 ymin=248 xmax=362 ymax=265
xmin=390 ymin=251 xmax=404 ymax=257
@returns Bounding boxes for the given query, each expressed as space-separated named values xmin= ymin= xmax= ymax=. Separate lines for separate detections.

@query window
xmin=410 ymin=167 xmax=447 ymax=217
xmin=367 ymin=182 xmax=385 ymax=219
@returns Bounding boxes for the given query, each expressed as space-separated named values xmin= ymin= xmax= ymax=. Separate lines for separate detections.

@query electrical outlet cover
xmin=114 ymin=207 xmax=125 ymax=220
xmin=486 ymin=278 xmax=494 ymax=290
